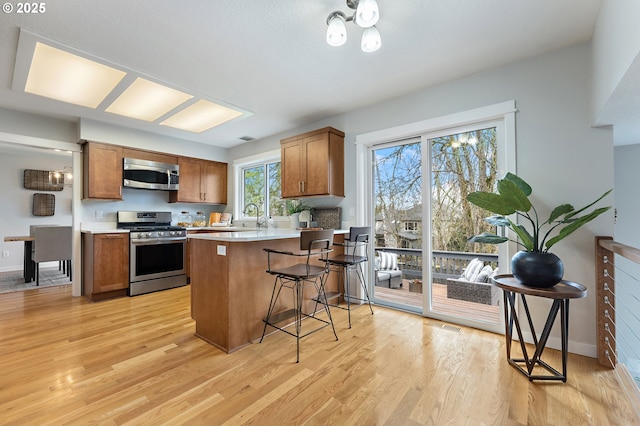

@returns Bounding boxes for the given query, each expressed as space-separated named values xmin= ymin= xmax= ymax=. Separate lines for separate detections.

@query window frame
xmin=233 ymin=149 xmax=284 ymax=221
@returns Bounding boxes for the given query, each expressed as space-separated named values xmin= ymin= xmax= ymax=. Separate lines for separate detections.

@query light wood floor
xmin=0 ymin=285 xmax=638 ymax=425
xmin=375 ymin=282 xmax=501 ymax=323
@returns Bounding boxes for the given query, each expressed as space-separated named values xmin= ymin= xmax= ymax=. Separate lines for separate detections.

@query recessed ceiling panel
xmin=160 ymin=99 xmax=244 ymax=133
xmin=25 ymin=42 xmax=126 ymax=108
xmin=105 ymin=77 xmax=193 ymax=121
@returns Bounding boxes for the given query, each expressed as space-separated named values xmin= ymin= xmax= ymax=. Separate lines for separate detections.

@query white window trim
xmin=233 ymin=149 xmax=282 ymax=221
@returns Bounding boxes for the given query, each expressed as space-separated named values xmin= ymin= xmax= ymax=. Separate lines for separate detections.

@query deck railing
xmin=595 ymin=236 xmax=640 ymax=408
xmin=374 ymin=247 xmax=498 ymax=283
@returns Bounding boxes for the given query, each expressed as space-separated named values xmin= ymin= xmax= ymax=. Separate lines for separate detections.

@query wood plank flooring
xmin=0 ymin=284 xmax=638 ymax=425
xmin=375 ymin=282 xmax=500 ymax=323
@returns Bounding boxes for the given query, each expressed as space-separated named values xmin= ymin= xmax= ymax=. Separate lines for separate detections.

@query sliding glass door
xmin=426 ymin=127 xmax=502 ymax=329
xmin=371 ymin=138 xmax=423 ymax=313
xmin=369 ymin=118 xmax=509 ymax=332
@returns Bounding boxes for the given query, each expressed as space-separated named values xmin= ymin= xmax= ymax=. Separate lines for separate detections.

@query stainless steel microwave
xmin=123 ymin=158 xmax=179 ymax=190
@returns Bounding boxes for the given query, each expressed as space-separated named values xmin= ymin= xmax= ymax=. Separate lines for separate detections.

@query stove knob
xmin=169 ymin=231 xmax=176 ymax=236
xmin=140 ymin=233 xmax=148 ymax=239
xmin=157 ymin=231 xmax=165 ymax=237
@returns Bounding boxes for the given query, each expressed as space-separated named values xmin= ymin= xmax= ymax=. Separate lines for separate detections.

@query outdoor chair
xmin=374 ymin=251 xmax=403 ymax=288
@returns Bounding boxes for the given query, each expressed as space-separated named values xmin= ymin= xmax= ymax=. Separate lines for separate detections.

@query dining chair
xmin=32 ymin=225 xmax=72 ymax=286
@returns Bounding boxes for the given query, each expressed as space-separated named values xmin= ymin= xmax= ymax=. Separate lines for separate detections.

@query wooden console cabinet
xmin=82 ymin=232 xmax=129 ymax=301
xmin=169 ymin=157 xmax=227 ymax=204
xmin=280 ymin=127 xmax=344 ymax=198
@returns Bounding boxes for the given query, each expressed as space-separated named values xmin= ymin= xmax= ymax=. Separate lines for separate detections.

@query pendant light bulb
xmin=355 ymin=0 xmax=379 ymax=28
xmin=326 ymin=12 xmax=348 ymax=47
xmin=361 ymin=25 xmax=381 ymax=52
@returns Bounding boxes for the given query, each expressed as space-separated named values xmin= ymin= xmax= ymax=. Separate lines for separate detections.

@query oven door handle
xmin=131 ymin=237 xmax=186 ymax=245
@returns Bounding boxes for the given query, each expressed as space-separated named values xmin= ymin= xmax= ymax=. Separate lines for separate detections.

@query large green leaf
xmin=467 ymin=233 xmax=508 ymax=244
xmin=545 ymin=206 xmax=612 ymax=249
xmin=503 ymin=172 xmax=532 ymax=196
xmin=510 ymin=220 xmax=534 ymax=251
xmin=497 ymin=179 xmax=532 ymax=212
xmin=484 ymin=215 xmax=510 ymax=227
xmin=467 ymin=192 xmax=516 ymax=215
xmin=547 ymin=204 xmax=574 ymax=223
xmin=563 ymin=189 xmax=612 ymax=221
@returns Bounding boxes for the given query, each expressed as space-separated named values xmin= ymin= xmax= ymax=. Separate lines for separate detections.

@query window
xmin=404 ymin=221 xmax=419 ymax=231
xmin=241 ymin=160 xmax=283 ymax=218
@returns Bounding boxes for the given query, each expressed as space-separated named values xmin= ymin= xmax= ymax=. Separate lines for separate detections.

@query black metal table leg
xmin=493 ymin=274 xmax=587 ymax=383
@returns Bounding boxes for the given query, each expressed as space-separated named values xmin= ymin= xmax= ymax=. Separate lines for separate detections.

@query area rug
xmin=0 ymin=267 xmax=72 ymax=294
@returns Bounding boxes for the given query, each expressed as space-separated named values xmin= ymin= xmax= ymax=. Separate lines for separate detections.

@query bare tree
xmin=374 ymin=128 xmax=498 ymax=253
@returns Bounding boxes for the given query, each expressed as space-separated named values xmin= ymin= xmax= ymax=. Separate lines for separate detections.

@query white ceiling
xmin=0 ymin=0 xmax=606 ymax=149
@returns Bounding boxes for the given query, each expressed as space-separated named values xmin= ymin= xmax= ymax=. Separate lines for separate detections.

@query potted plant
xmin=467 ymin=172 xmax=611 ymax=287
xmin=285 ymin=200 xmax=311 ymax=228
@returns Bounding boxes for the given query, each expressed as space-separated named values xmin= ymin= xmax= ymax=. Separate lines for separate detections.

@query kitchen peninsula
xmin=188 ymin=229 xmax=347 ymax=353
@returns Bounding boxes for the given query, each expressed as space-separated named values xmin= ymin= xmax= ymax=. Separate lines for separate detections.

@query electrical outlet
xmin=2 ymin=251 xmax=9 ymax=258
xmin=95 ymin=210 xmax=104 ymax=219
xmin=217 ymin=245 xmax=226 ymax=256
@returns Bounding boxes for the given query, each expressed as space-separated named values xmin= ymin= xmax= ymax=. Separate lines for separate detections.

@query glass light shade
xmin=160 ymin=99 xmax=243 ymax=133
xmin=355 ymin=0 xmax=379 ymax=28
xmin=106 ymin=77 xmax=193 ymax=121
xmin=326 ymin=13 xmax=347 ymax=47
xmin=361 ymin=26 xmax=381 ymax=52
xmin=25 ymin=42 xmax=126 ymax=109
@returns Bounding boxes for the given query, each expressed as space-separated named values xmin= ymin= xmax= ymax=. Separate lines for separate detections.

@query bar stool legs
xmin=330 ymin=261 xmax=374 ymax=328
xmin=260 ymin=274 xmax=338 ymax=363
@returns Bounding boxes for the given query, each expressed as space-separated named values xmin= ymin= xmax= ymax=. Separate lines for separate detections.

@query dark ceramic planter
xmin=511 ymin=251 xmax=564 ymax=288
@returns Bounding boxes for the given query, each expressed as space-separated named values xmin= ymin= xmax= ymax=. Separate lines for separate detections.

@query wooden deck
xmin=374 ymin=280 xmax=501 ymax=323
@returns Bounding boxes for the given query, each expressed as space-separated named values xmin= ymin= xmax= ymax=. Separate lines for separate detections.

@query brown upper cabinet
xmin=280 ymin=127 xmax=344 ymax=198
xmin=122 ymin=147 xmax=178 ymax=165
xmin=83 ymin=141 xmax=123 ymax=200
xmin=169 ymin=157 xmax=227 ymax=204
xmin=83 ymin=141 xmax=227 ymax=204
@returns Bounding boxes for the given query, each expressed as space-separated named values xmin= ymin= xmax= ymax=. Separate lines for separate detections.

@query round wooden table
xmin=492 ymin=274 xmax=587 ymax=382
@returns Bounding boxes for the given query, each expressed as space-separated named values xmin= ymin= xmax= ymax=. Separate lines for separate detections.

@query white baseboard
xmin=0 ymin=261 xmax=59 ymax=274
xmin=520 ymin=331 xmax=597 ymax=358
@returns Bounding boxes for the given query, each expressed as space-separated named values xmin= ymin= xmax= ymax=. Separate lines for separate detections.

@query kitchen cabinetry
xmin=82 ymin=232 xmax=129 ymax=301
xmin=280 ymin=127 xmax=344 ymax=198
xmin=169 ymin=158 xmax=227 ymax=204
xmin=83 ymin=141 xmax=123 ymax=200
xmin=122 ymin=147 xmax=178 ymax=165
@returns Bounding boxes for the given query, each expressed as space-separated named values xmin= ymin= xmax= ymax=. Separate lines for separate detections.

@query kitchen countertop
xmin=80 ymin=224 xmax=129 ymax=234
xmin=186 ymin=226 xmax=257 ymax=232
xmin=187 ymin=228 xmax=348 ymax=242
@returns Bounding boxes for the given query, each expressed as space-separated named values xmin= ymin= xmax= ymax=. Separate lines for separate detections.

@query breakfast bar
xmin=188 ymin=229 xmax=346 ymax=353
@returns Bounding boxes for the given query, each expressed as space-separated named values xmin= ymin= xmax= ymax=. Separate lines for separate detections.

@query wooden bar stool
xmin=261 ymin=229 xmax=338 ymax=362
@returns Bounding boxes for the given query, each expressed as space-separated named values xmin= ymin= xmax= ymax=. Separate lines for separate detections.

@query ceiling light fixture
xmin=106 ymin=77 xmax=193 ymax=122
xmin=25 ymin=42 xmax=126 ymax=108
xmin=326 ymin=0 xmax=381 ymax=52
xmin=160 ymin=99 xmax=244 ymax=133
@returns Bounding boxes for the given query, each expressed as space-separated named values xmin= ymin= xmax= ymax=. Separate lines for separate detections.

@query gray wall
xmin=229 ymin=42 xmax=615 ymax=356
xmin=0 ymin=149 xmax=73 ymax=271
xmin=613 ymin=143 xmax=640 ymax=376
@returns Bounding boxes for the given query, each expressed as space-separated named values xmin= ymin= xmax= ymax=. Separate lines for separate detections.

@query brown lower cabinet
xmin=83 ymin=232 xmax=130 ymax=301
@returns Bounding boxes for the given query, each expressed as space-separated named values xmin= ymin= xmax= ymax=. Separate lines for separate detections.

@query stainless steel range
xmin=117 ymin=211 xmax=187 ymax=296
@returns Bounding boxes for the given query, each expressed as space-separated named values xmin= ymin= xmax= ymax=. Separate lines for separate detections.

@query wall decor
xmin=23 ymin=169 xmax=64 ymax=191
xmin=33 ymin=193 xmax=55 ymax=216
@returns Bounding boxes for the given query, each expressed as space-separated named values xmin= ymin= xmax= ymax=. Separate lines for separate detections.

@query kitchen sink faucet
xmin=243 ymin=203 xmax=266 ymax=228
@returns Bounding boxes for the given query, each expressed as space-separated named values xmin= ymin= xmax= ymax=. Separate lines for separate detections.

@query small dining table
xmin=3 ymin=235 xmax=36 ymax=283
